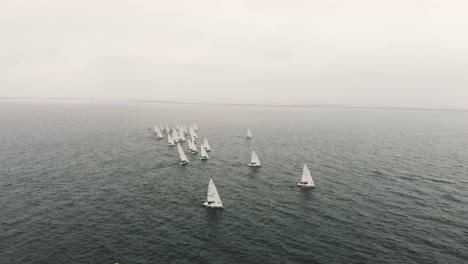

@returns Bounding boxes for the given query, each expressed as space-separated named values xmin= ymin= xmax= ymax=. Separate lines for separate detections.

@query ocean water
xmin=0 ymin=101 xmax=467 ymax=264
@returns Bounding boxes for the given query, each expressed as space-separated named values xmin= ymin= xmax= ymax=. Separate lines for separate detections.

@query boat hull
xmin=297 ymin=182 xmax=315 ymax=187
xmin=200 ymin=157 xmax=209 ymax=160
xmin=180 ymin=161 xmax=189 ymax=165
xmin=248 ymin=163 xmax=261 ymax=167
xmin=203 ymin=202 xmax=223 ymax=208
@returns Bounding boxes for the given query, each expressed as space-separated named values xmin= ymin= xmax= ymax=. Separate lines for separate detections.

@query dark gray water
xmin=1 ymin=101 xmax=467 ymax=264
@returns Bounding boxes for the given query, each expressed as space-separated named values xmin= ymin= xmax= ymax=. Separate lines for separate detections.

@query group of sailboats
xmin=154 ymin=125 xmax=315 ymax=209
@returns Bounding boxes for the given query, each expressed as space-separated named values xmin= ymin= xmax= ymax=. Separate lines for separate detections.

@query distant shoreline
xmin=0 ymin=96 xmax=467 ymax=112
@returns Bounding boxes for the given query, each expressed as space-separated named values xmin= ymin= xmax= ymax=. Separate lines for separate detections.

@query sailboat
xmin=203 ymin=178 xmax=223 ymax=208
xmin=177 ymin=143 xmax=189 ymax=165
xmin=167 ymin=134 xmax=175 ymax=146
xmin=154 ymin=125 xmax=164 ymax=139
xmin=297 ymin=163 xmax=315 ymax=187
xmin=187 ymin=138 xmax=194 ymax=151
xmin=179 ymin=130 xmax=186 ymax=142
xmin=200 ymin=143 xmax=209 ymax=160
xmin=203 ymin=137 xmax=211 ymax=152
xmin=246 ymin=129 xmax=253 ymax=139
xmin=248 ymin=150 xmax=261 ymax=167
xmin=194 ymin=123 xmax=199 ymax=131
xmin=191 ymin=141 xmax=198 ymax=154
xmin=172 ymin=130 xmax=179 ymax=143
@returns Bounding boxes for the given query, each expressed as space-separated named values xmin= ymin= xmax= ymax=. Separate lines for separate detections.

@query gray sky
xmin=1 ymin=0 xmax=467 ymax=109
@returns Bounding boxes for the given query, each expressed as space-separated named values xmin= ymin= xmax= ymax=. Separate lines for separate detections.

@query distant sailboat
xmin=172 ymin=130 xmax=179 ymax=143
xmin=200 ymin=143 xmax=209 ymax=160
xmin=179 ymin=130 xmax=186 ymax=142
xmin=190 ymin=127 xmax=198 ymax=139
xmin=194 ymin=123 xmax=199 ymax=131
xmin=297 ymin=163 xmax=315 ymax=187
xmin=154 ymin=125 xmax=164 ymax=139
xmin=249 ymin=150 xmax=261 ymax=167
xmin=203 ymin=178 xmax=223 ymax=208
xmin=203 ymin=137 xmax=211 ymax=152
xmin=191 ymin=141 xmax=198 ymax=154
xmin=246 ymin=129 xmax=253 ymax=139
xmin=187 ymin=138 xmax=194 ymax=151
xmin=167 ymin=134 xmax=175 ymax=146
xmin=177 ymin=143 xmax=189 ymax=165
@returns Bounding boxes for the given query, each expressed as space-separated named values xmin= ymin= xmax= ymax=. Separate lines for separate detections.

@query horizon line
xmin=0 ymin=96 xmax=467 ymax=112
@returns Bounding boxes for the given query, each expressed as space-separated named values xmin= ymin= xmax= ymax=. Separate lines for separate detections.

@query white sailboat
xmin=190 ymin=127 xmax=198 ymax=139
xmin=172 ymin=130 xmax=179 ymax=142
xmin=187 ymin=138 xmax=194 ymax=151
xmin=154 ymin=125 xmax=164 ymax=139
xmin=203 ymin=178 xmax=223 ymax=208
xmin=177 ymin=143 xmax=189 ymax=165
xmin=194 ymin=123 xmax=199 ymax=131
xmin=191 ymin=141 xmax=198 ymax=154
xmin=203 ymin=137 xmax=211 ymax=152
xmin=178 ymin=130 xmax=186 ymax=142
xmin=248 ymin=150 xmax=261 ymax=167
xmin=246 ymin=128 xmax=253 ymax=139
xmin=167 ymin=134 xmax=175 ymax=146
xmin=200 ymin=143 xmax=209 ymax=160
xmin=297 ymin=163 xmax=315 ymax=187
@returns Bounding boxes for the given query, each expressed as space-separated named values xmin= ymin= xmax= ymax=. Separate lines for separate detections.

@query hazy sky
xmin=1 ymin=0 xmax=467 ymax=108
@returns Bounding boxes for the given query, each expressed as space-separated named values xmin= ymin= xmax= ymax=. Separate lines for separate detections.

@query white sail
xmin=179 ymin=130 xmax=186 ymax=141
xmin=166 ymin=125 xmax=170 ymax=134
xmin=249 ymin=150 xmax=261 ymax=166
xmin=191 ymin=141 xmax=198 ymax=153
xmin=200 ymin=143 xmax=209 ymax=159
xmin=194 ymin=123 xmax=199 ymax=131
xmin=298 ymin=163 xmax=315 ymax=187
xmin=203 ymin=137 xmax=211 ymax=151
xmin=154 ymin=125 xmax=163 ymax=138
xmin=190 ymin=127 xmax=198 ymax=139
xmin=246 ymin=128 xmax=253 ymax=138
xmin=167 ymin=134 xmax=175 ymax=146
xmin=177 ymin=143 xmax=189 ymax=164
xmin=172 ymin=130 xmax=179 ymax=142
xmin=203 ymin=178 xmax=222 ymax=208
xmin=187 ymin=138 xmax=193 ymax=151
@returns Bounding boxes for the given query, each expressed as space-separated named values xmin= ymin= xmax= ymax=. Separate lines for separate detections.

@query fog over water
xmin=1 ymin=0 xmax=468 ymax=109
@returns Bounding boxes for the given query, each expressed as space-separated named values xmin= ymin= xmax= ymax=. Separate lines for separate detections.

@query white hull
xmin=200 ymin=157 xmax=209 ymax=160
xmin=203 ymin=201 xmax=223 ymax=208
xmin=180 ymin=161 xmax=189 ymax=165
xmin=297 ymin=182 xmax=315 ymax=187
xmin=168 ymin=143 xmax=175 ymax=146
xmin=248 ymin=163 xmax=261 ymax=167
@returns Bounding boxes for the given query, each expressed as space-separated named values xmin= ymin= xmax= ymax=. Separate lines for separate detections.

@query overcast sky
xmin=1 ymin=0 xmax=467 ymax=108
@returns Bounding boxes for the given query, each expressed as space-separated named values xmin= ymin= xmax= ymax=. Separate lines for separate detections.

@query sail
xmin=167 ymin=134 xmax=174 ymax=145
xmin=207 ymin=178 xmax=222 ymax=207
xmin=187 ymin=138 xmax=193 ymax=150
xmin=302 ymin=163 xmax=314 ymax=184
xmin=172 ymin=130 xmax=179 ymax=142
xmin=192 ymin=142 xmax=198 ymax=153
xmin=200 ymin=143 xmax=209 ymax=159
xmin=246 ymin=129 xmax=252 ymax=138
xmin=251 ymin=150 xmax=261 ymax=165
xmin=194 ymin=123 xmax=199 ymax=131
xmin=179 ymin=131 xmax=186 ymax=141
xmin=203 ymin=137 xmax=211 ymax=151
xmin=178 ymin=143 xmax=189 ymax=163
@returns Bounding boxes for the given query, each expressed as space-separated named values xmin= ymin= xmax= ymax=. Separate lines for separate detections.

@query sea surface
xmin=0 ymin=101 xmax=467 ymax=264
